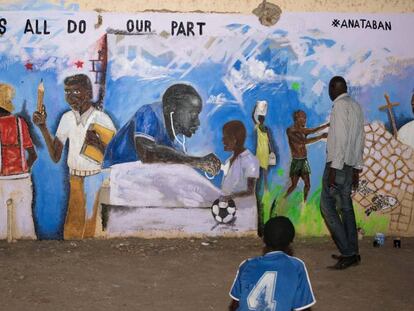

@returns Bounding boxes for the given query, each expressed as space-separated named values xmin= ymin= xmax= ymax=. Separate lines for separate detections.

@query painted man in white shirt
xmin=33 ymin=74 xmax=116 ymax=240
xmin=397 ymin=92 xmax=414 ymax=149
xmin=221 ymin=120 xmax=260 ymax=231
xmin=320 ymin=76 xmax=365 ymax=270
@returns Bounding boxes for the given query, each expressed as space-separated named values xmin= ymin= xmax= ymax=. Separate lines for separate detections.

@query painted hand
xmin=32 ymin=110 xmax=47 ymax=127
xmin=219 ymin=194 xmax=233 ymax=202
xmin=197 ymin=153 xmax=221 ymax=176
xmin=85 ymin=129 xmax=103 ymax=150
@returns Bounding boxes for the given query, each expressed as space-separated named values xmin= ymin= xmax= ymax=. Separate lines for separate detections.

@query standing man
xmin=0 ymin=83 xmax=38 ymax=240
xmin=320 ymin=76 xmax=365 ymax=270
xmin=103 ymin=83 xmax=220 ymax=175
xmin=285 ymin=110 xmax=329 ymax=202
xmin=33 ymin=74 xmax=116 ymax=240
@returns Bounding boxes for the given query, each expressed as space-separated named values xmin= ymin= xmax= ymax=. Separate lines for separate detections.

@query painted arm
xmin=135 ymin=136 xmax=221 ymax=175
xmin=302 ymin=122 xmax=329 ymax=135
xmin=251 ymin=106 xmax=258 ymax=125
xmin=305 ymin=133 xmax=328 ymax=144
xmin=32 ymin=111 xmax=63 ymax=163
xmin=289 ymin=127 xmax=327 ymax=145
xmin=222 ymin=177 xmax=257 ymax=200
xmin=26 ymin=147 xmax=37 ymax=169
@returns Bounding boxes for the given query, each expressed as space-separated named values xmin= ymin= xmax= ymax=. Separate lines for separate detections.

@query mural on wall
xmin=0 ymin=8 xmax=414 ymax=239
xmin=285 ymin=110 xmax=328 ymax=202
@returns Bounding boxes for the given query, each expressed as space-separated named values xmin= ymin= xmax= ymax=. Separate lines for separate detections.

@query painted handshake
xmin=194 ymin=153 xmax=221 ymax=176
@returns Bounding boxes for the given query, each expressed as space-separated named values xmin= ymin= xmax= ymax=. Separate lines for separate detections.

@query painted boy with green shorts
xmin=285 ymin=110 xmax=329 ymax=201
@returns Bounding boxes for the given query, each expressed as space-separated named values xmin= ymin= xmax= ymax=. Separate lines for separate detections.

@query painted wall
xmin=2 ymin=0 xmax=414 ymax=13
xmin=0 ymin=1 xmax=414 ymax=240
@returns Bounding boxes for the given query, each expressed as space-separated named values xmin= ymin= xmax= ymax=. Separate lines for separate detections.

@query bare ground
xmin=0 ymin=237 xmax=413 ymax=311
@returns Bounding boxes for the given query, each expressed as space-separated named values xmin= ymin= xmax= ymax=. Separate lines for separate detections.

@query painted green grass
xmin=259 ymin=183 xmax=390 ymax=236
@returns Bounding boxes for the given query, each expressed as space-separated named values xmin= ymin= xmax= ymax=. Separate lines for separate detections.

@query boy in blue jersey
xmin=229 ymin=216 xmax=315 ymax=311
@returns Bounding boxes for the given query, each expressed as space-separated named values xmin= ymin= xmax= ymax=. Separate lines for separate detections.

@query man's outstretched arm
xmin=305 ymin=133 xmax=328 ymax=144
xmin=289 ymin=127 xmax=327 ymax=146
xmin=135 ymin=137 xmax=221 ymax=175
xmin=302 ymin=123 xmax=329 ymax=135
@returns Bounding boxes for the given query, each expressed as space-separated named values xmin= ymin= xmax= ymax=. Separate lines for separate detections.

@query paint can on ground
xmin=393 ymin=237 xmax=401 ymax=248
xmin=373 ymin=233 xmax=385 ymax=247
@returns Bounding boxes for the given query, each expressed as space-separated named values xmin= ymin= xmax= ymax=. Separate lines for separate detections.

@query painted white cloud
xmin=206 ymin=93 xmax=240 ymax=117
xmin=206 ymin=93 xmax=237 ymax=105
xmin=110 ymin=54 xmax=170 ymax=80
xmin=287 ymin=32 xmax=413 ymax=87
xmin=242 ymin=57 xmax=277 ymax=81
xmin=223 ymin=56 xmax=300 ymax=104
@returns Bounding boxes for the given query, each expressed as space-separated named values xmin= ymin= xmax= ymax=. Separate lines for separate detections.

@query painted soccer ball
xmin=211 ymin=198 xmax=236 ymax=224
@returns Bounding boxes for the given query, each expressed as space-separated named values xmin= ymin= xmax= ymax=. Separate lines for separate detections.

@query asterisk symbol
xmin=332 ymin=19 xmax=340 ymax=27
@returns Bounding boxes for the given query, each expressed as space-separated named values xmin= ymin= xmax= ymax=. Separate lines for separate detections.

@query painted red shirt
xmin=0 ymin=115 xmax=33 ymax=176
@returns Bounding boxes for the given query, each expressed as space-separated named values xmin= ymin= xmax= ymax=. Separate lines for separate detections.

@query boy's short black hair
xmin=223 ymin=120 xmax=247 ymax=145
xmin=264 ymin=216 xmax=295 ymax=250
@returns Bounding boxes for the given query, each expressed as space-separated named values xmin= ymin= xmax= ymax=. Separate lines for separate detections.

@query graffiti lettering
xmin=67 ymin=19 xmax=86 ymax=34
xmin=126 ymin=19 xmax=151 ymax=33
xmin=0 ymin=18 xmax=6 ymax=35
xmin=24 ymin=19 xmax=50 ymax=35
xmin=171 ymin=21 xmax=205 ymax=36
xmin=333 ymin=18 xmax=391 ymax=31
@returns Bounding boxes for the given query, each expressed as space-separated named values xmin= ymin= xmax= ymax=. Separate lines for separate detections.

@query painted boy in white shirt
xmin=221 ymin=120 xmax=260 ymax=231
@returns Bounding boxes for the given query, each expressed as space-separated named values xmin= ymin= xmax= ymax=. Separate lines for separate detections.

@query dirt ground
xmin=0 ymin=236 xmax=413 ymax=311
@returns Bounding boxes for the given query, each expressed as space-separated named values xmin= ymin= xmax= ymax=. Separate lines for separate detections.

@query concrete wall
xmin=0 ymin=1 xmax=413 ymax=239
xmin=1 ymin=0 xmax=414 ymax=13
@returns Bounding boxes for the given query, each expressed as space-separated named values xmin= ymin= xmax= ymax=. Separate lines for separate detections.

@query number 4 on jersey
xmin=247 ymin=271 xmax=277 ymax=311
